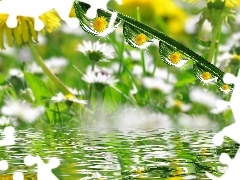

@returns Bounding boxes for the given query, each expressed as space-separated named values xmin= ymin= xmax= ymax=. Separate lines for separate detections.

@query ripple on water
xmin=0 ymin=127 xmax=238 ymax=179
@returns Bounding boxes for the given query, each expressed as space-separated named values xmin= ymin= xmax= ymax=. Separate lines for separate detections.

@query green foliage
xmin=23 ymin=71 xmax=52 ymax=104
xmin=175 ymin=70 xmax=196 ymax=87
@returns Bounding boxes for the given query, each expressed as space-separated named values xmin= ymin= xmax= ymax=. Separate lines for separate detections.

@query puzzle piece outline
xmin=206 ymin=70 xmax=240 ymax=180
xmin=24 ymin=155 xmax=60 ymax=180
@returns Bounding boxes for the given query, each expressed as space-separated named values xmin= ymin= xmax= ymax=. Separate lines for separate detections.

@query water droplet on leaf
xmin=159 ymin=41 xmax=189 ymax=67
xmin=217 ymin=79 xmax=233 ymax=94
xmin=123 ymin=22 xmax=155 ymax=49
xmin=74 ymin=2 xmax=121 ymax=37
xmin=193 ymin=62 xmax=218 ymax=84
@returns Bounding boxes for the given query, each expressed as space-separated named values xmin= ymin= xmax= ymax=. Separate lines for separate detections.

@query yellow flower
xmin=118 ymin=0 xmax=187 ymax=36
xmin=69 ymin=6 xmax=77 ymax=18
xmin=0 ymin=10 xmax=61 ymax=49
xmin=225 ymin=0 xmax=240 ymax=8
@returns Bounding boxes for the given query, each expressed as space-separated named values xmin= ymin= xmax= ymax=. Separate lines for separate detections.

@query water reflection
xmin=0 ymin=127 xmax=238 ymax=179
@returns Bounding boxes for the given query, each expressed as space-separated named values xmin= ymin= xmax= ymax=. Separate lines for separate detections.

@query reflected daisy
xmin=159 ymin=42 xmax=189 ymax=68
xmin=168 ymin=51 xmax=189 ymax=67
xmin=219 ymin=84 xmax=232 ymax=94
xmin=193 ymin=62 xmax=218 ymax=84
xmin=199 ymin=71 xmax=218 ymax=84
xmin=51 ymin=92 xmax=87 ymax=106
xmin=74 ymin=2 xmax=121 ymax=37
xmin=0 ymin=11 xmax=60 ymax=49
xmin=76 ymin=41 xmax=115 ymax=63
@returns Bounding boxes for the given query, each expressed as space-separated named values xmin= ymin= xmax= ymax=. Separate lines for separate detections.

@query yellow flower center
xmin=133 ymin=167 xmax=145 ymax=174
xmin=221 ymin=84 xmax=229 ymax=91
xmin=134 ymin=33 xmax=147 ymax=46
xmin=174 ymin=100 xmax=183 ymax=108
xmin=172 ymin=167 xmax=183 ymax=175
xmin=231 ymin=53 xmax=240 ymax=61
xmin=65 ymin=94 xmax=76 ymax=101
xmin=93 ymin=16 xmax=108 ymax=33
xmin=201 ymin=72 xmax=212 ymax=80
xmin=200 ymin=148 xmax=207 ymax=153
xmin=169 ymin=52 xmax=181 ymax=64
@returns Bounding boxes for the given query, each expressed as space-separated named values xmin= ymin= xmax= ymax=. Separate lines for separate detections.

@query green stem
xmin=28 ymin=42 xmax=72 ymax=95
xmin=118 ymin=36 xmax=125 ymax=75
xmin=152 ymin=57 xmax=159 ymax=76
xmin=111 ymin=85 xmax=137 ymax=106
xmin=208 ymin=24 xmax=221 ymax=65
xmin=213 ymin=25 xmax=222 ymax=66
xmin=141 ymin=50 xmax=146 ymax=76
xmin=136 ymin=7 xmax=146 ymax=77
xmin=207 ymin=26 xmax=218 ymax=63
xmin=108 ymin=35 xmax=140 ymax=89
xmin=87 ymin=62 xmax=95 ymax=109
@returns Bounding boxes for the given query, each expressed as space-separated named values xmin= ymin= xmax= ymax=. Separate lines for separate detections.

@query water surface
xmin=0 ymin=127 xmax=238 ymax=180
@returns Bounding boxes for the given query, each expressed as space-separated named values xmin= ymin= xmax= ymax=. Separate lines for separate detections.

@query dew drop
xmin=123 ymin=22 xmax=154 ymax=49
xmin=193 ymin=62 xmax=218 ymax=84
xmin=159 ymin=41 xmax=189 ymax=67
xmin=217 ymin=79 xmax=233 ymax=94
xmin=74 ymin=2 xmax=121 ymax=37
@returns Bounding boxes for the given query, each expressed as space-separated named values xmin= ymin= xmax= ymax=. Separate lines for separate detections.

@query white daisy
xmin=154 ymin=67 xmax=177 ymax=84
xmin=0 ymin=116 xmax=17 ymax=126
xmin=178 ymin=114 xmax=217 ymax=129
xmin=51 ymin=93 xmax=87 ymax=105
xmin=216 ymin=52 xmax=231 ymax=69
xmin=166 ymin=96 xmax=192 ymax=112
xmin=8 ymin=68 xmax=24 ymax=79
xmin=189 ymin=87 xmax=219 ymax=109
xmin=82 ymin=67 xmax=118 ymax=90
xmin=76 ymin=41 xmax=115 ymax=63
xmin=142 ymin=77 xmax=173 ymax=94
xmin=67 ymin=87 xmax=85 ymax=96
xmin=1 ymin=100 xmax=45 ymax=123
xmin=27 ymin=57 xmax=68 ymax=74
xmin=20 ymin=88 xmax=35 ymax=103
